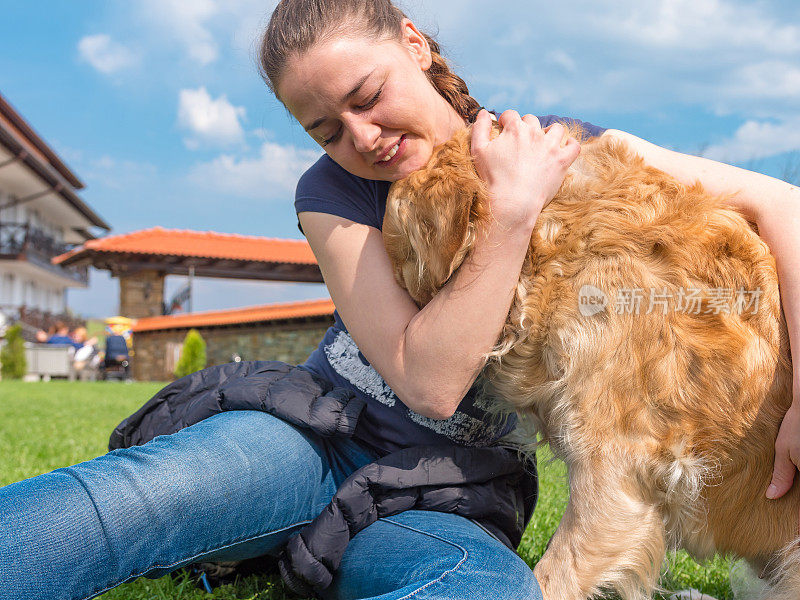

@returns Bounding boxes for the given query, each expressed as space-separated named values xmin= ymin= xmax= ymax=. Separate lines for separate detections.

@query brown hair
xmin=258 ymin=0 xmax=481 ymax=122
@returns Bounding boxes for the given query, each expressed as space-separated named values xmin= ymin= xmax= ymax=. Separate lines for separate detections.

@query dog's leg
xmin=533 ymin=459 xmax=666 ymax=600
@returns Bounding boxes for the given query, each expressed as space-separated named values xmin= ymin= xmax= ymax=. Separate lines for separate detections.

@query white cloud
xmin=178 ymin=87 xmax=246 ymax=149
xmin=78 ymin=34 xmax=137 ymax=74
xmin=142 ymin=0 xmax=219 ymax=65
xmin=704 ymin=117 xmax=800 ymax=163
xmin=722 ymin=62 xmax=800 ymax=102
xmin=546 ymin=50 xmax=577 ymax=74
xmin=605 ymin=0 xmax=800 ymax=52
xmin=138 ymin=0 xmax=276 ymax=66
xmin=421 ymin=0 xmax=800 ymax=118
xmin=187 ymin=141 xmax=321 ymax=200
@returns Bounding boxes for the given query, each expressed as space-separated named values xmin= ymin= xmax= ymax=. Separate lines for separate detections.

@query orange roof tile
xmin=131 ymin=298 xmax=335 ymax=332
xmin=53 ymin=227 xmax=317 ymax=265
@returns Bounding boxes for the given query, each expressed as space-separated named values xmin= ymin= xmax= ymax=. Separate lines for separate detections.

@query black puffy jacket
xmin=109 ymin=361 xmax=538 ymax=597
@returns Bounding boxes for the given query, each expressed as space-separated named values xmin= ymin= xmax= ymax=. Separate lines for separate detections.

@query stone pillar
xmin=118 ymin=270 xmax=165 ymax=318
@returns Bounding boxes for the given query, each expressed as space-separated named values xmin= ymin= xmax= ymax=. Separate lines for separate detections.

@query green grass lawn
xmin=0 ymin=381 xmax=735 ymax=599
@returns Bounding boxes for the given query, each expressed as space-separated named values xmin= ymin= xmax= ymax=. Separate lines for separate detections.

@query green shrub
xmin=1 ymin=324 xmax=27 ymax=380
xmin=174 ymin=328 xmax=207 ymax=379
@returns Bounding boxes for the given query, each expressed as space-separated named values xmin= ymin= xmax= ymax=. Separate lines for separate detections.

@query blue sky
xmin=1 ymin=0 xmax=798 ymax=317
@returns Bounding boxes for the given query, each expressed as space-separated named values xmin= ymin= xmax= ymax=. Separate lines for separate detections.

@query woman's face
xmin=278 ymin=19 xmax=466 ymax=182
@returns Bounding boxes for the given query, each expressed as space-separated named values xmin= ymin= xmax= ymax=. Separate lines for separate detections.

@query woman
xmin=2 ymin=1 xmax=800 ymax=599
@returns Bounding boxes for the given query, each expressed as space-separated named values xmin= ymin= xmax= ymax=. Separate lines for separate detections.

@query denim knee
xmin=324 ymin=511 xmax=542 ymax=600
xmin=97 ymin=411 xmax=338 ymax=551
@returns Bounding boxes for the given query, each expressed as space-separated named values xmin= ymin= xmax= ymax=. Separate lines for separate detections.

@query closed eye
xmin=321 ymin=89 xmax=382 ymax=146
xmin=356 ymin=88 xmax=382 ymax=111
xmin=322 ymin=128 xmax=342 ymax=146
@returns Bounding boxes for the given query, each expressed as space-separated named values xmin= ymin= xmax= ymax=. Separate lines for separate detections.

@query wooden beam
xmin=98 ymin=258 xmax=323 ymax=282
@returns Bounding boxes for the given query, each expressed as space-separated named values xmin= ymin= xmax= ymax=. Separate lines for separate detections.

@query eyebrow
xmin=303 ymin=70 xmax=376 ymax=132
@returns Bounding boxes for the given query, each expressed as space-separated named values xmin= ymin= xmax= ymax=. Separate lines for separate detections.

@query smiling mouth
xmin=376 ymin=134 xmax=406 ymax=166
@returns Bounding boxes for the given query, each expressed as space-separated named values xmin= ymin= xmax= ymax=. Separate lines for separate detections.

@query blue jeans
xmin=0 ymin=410 xmax=543 ymax=600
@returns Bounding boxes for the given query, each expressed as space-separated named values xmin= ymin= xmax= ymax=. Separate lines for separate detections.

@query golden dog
xmin=382 ymin=125 xmax=800 ymax=600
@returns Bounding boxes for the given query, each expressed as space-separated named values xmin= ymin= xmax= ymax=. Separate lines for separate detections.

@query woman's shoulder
xmin=483 ymin=107 xmax=606 ymax=138
xmin=295 ymin=154 xmax=391 ymax=231
xmin=536 ymin=114 xmax=607 ymax=139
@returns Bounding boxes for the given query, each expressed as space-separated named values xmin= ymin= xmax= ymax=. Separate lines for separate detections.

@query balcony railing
xmin=16 ymin=306 xmax=86 ymax=339
xmin=0 ymin=305 xmax=86 ymax=342
xmin=0 ymin=221 xmax=88 ymax=285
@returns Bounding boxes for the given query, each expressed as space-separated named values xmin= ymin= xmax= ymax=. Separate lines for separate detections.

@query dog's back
xmin=490 ymin=134 xmax=800 ymax=592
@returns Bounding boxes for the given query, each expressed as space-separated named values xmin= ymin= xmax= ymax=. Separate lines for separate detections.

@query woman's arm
xmin=605 ymin=129 xmax=800 ymax=500
xmin=299 ymin=210 xmax=534 ymax=420
xmin=300 ymin=110 xmax=579 ymax=420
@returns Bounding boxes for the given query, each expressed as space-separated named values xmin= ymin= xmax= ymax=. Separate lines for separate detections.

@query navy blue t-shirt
xmin=295 ymin=115 xmax=607 ymax=455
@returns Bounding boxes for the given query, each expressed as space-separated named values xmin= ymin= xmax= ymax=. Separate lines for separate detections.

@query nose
xmin=343 ymin=113 xmax=381 ymax=155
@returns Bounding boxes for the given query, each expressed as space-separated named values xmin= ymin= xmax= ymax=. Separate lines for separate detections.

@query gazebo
xmin=53 ymin=226 xmax=324 ymax=318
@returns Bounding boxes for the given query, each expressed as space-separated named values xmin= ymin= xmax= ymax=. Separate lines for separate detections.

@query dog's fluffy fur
xmin=382 ymin=125 xmax=800 ymax=600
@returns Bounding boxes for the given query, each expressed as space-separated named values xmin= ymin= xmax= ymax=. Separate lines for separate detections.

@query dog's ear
xmin=384 ymin=128 xmax=489 ymax=306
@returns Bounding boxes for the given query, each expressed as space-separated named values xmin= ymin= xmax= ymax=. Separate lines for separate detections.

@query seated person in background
xmin=71 ymin=327 xmax=101 ymax=378
xmin=34 ymin=324 xmax=55 ymax=343
xmin=70 ymin=327 xmax=98 ymax=350
xmin=100 ymin=334 xmax=131 ymax=380
xmin=36 ymin=321 xmax=81 ymax=350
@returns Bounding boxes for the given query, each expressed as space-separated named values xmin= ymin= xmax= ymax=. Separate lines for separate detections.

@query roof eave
xmin=0 ymin=92 xmax=85 ymax=189
xmin=0 ymin=126 xmax=110 ymax=230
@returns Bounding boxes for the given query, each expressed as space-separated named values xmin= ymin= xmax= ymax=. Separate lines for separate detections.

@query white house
xmin=0 ymin=92 xmax=109 ymax=333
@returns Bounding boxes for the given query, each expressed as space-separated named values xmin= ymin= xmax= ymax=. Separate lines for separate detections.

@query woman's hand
xmin=470 ymin=109 xmax=580 ymax=231
xmin=768 ymin=395 xmax=800 ymax=502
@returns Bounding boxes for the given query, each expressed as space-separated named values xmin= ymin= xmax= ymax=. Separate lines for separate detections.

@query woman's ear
xmin=400 ymin=18 xmax=433 ymax=71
